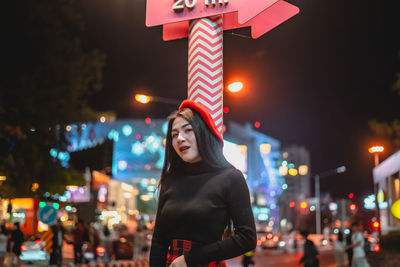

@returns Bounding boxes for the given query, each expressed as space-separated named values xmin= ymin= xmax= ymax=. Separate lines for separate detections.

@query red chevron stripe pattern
xmin=188 ymin=16 xmax=224 ymax=134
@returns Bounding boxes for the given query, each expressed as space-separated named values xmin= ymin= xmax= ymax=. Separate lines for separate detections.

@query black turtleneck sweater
xmin=149 ymin=161 xmax=257 ymax=267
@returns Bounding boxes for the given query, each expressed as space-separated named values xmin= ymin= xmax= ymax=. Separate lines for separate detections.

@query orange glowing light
xmin=289 ymin=202 xmax=295 ymax=208
xmin=227 ymin=82 xmax=243 ymax=93
xmin=135 ymin=94 xmax=151 ymax=104
xmin=350 ymin=204 xmax=357 ymax=211
xmin=300 ymin=202 xmax=308 ymax=209
xmin=372 ymin=221 xmax=380 ymax=228
xmin=373 ymin=244 xmax=380 ymax=252
xmin=368 ymin=146 xmax=384 ymax=153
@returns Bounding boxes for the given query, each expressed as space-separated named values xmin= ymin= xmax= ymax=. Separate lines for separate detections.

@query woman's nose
xmin=177 ymin=132 xmax=185 ymax=142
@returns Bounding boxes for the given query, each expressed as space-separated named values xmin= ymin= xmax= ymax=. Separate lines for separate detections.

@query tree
xmin=0 ymin=0 xmax=106 ymax=198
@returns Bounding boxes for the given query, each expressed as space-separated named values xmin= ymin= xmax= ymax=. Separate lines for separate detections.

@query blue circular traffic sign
xmin=39 ymin=205 xmax=57 ymax=225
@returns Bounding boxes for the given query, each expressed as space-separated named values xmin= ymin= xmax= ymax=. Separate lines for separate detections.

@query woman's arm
xmin=184 ymin=169 xmax=257 ymax=266
xmin=150 ymin=186 xmax=170 ymax=267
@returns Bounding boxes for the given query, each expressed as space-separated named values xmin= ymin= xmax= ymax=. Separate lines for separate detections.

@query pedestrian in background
xmin=10 ymin=222 xmax=24 ymax=266
xmin=50 ymin=220 xmax=65 ymax=266
xmin=150 ymin=100 xmax=257 ymax=267
xmin=0 ymin=224 xmax=7 ymax=267
xmin=241 ymin=250 xmax=255 ymax=267
xmin=100 ymin=225 xmax=111 ymax=262
xmin=90 ymin=226 xmax=100 ymax=262
xmin=334 ymin=231 xmax=346 ymax=267
xmin=134 ymin=225 xmax=144 ymax=261
xmin=72 ymin=219 xmax=84 ymax=265
xmin=345 ymin=230 xmax=353 ymax=267
xmin=346 ymin=222 xmax=370 ymax=267
xmin=299 ymin=230 xmax=319 ymax=267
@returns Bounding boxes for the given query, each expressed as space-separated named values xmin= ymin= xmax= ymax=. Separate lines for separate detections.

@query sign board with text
xmin=146 ymin=0 xmax=299 ymax=41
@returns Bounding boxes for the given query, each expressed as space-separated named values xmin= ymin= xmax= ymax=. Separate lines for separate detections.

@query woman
xmin=333 ymin=232 xmax=346 ymax=267
xmin=150 ymin=100 xmax=257 ymax=267
xmin=101 ymin=225 xmax=111 ymax=262
xmin=10 ymin=222 xmax=24 ymax=266
xmin=299 ymin=230 xmax=319 ymax=267
xmin=0 ymin=224 xmax=7 ymax=267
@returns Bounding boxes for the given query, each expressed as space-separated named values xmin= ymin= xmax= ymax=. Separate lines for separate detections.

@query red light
xmin=350 ymin=204 xmax=357 ymax=211
xmin=372 ymin=221 xmax=380 ymax=229
xmin=21 ymin=245 xmax=27 ymax=251
xmin=373 ymin=244 xmax=380 ymax=252
xmin=254 ymin=121 xmax=261 ymax=128
xmin=349 ymin=193 xmax=354 ymax=199
xmin=289 ymin=202 xmax=295 ymax=208
xmin=300 ymin=202 xmax=308 ymax=209
xmin=35 ymin=239 xmax=41 ymax=243
xmin=145 ymin=117 xmax=151 ymax=124
xmin=267 ymin=233 xmax=273 ymax=239
xmin=222 ymin=125 xmax=226 ymax=133
xmin=135 ymin=134 xmax=141 ymax=140
xmin=96 ymin=246 xmax=106 ymax=254
xmin=223 ymin=107 xmax=230 ymax=114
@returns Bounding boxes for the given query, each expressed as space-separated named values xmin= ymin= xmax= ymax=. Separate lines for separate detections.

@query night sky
xmin=80 ymin=0 xmax=400 ymax=200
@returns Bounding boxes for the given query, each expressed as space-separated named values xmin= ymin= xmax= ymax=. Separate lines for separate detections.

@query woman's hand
xmin=170 ymin=255 xmax=188 ymax=267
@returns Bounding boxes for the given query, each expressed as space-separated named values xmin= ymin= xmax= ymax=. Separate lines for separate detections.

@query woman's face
xmin=171 ymin=116 xmax=201 ymax=163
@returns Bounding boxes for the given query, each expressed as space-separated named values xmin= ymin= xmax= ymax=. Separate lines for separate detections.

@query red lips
xmin=180 ymin=146 xmax=190 ymax=152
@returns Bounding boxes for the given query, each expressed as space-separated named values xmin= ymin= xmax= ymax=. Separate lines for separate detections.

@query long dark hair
xmin=160 ymin=108 xmax=230 ymax=187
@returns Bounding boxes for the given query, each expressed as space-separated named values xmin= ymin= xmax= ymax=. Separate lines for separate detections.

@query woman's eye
xmin=172 ymin=133 xmax=178 ymax=138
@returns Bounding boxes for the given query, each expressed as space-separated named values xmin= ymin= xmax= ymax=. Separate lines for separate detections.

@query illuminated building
xmin=223 ymin=121 xmax=285 ymax=232
xmin=280 ymin=145 xmax=311 ymax=199
xmin=373 ymin=151 xmax=400 ymax=234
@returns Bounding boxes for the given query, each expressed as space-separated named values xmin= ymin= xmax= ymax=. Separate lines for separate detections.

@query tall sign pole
xmin=146 ymin=0 xmax=299 ymax=133
xmin=188 ymin=16 xmax=224 ymax=132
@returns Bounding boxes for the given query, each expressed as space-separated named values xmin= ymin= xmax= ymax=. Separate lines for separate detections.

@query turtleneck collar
xmin=179 ymin=160 xmax=219 ymax=176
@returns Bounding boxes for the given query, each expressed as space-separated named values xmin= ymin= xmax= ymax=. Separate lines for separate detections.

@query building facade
xmin=373 ymin=150 xmax=400 ymax=234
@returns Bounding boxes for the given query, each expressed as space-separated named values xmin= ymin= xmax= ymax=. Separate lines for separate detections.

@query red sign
xmin=146 ymin=0 xmax=280 ymax=27
xmin=163 ymin=1 xmax=299 ymax=40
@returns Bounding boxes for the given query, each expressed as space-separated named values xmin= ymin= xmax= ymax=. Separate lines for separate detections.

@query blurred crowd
xmin=0 ymin=218 xmax=152 ymax=266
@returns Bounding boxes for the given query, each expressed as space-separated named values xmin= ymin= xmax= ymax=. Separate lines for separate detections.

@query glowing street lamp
xmin=135 ymin=94 xmax=151 ymax=104
xmin=134 ymin=94 xmax=180 ymax=106
xmin=368 ymin=145 xmax=384 ymax=240
xmin=227 ymin=82 xmax=243 ymax=93
xmin=369 ymin=146 xmax=384 ymax=166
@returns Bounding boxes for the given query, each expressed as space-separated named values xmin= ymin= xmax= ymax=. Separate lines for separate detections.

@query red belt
xmin=166 ymin=239 xmax=227 ymax=267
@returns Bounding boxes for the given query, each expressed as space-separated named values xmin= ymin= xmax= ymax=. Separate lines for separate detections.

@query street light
xmin=368 ymin=146 xmax=384 ymax=166
xmin=227 ymin=81 xmax=243 ymax=93
xmin=368 ymin=145 xmax=384 ymax=239
xmin=134 ymin=94 xmax=181 ymax=106
xmin=315 ymin=166 xmax=346 ymax=244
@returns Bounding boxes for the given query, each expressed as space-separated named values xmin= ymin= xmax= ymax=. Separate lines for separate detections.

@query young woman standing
xmin=150 ymin=100 xmax=257 ymax=267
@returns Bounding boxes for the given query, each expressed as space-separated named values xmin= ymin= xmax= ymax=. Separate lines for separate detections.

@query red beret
xmin=179 ymin=100 xmax=223 ymax=143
